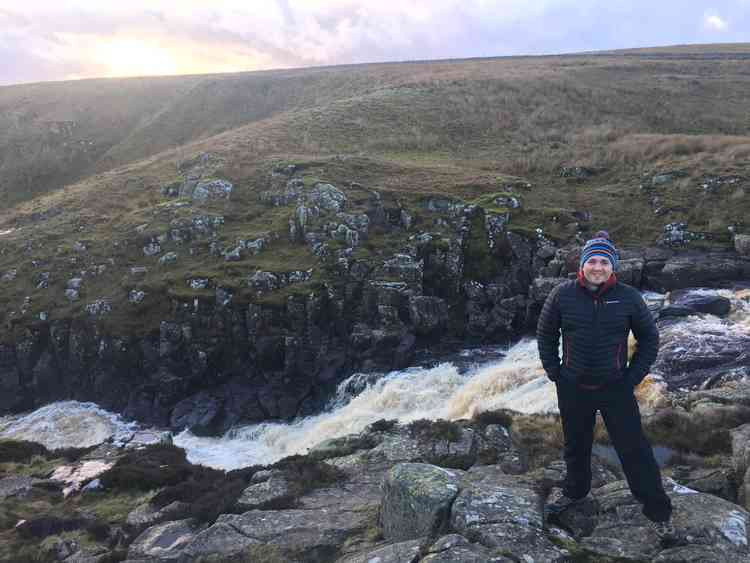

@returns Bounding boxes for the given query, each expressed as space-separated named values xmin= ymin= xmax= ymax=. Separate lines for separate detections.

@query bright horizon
xmin=1 ymin=1 xmax=749 ymax=86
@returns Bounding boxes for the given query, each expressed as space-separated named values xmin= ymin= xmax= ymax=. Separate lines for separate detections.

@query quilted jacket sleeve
xmin=536 ymin=284 xmax=563 ymax=381
xmin=624 ymin=290 xmax=660 ymax=388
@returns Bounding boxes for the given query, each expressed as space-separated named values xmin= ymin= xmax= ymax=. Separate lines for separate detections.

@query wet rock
xmin=65 ymin=289 xmax=80 ymax=302
xmin=450 ymin=467 xmax=567 ymax=562
xmin=736 ymin=234 xmax=750 ymax=256
xmin=67 ymin=278 xmax=83 ymax=290
xmin=381 ymin=463 xmax=462 ymax=541
xmin=668 ymin=289 xmax=732 ymax=316
xmin=169 ymin=392 xmax=222 ymax=435
xmin=653 ymin=315 xmax=750 ymax=388
xmin=130 ymin=266 xmax=147 ymax=277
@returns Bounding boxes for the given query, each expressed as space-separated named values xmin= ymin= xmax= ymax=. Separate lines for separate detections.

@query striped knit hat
xmin=579 ymin=230 xmax=619 ymax=271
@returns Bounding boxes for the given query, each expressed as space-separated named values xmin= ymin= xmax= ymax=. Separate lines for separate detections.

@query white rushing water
xmin=174 ymin=338 xmax=554 ymax=469
xmin=3 ymin=287 xmax=747 ymax=470
xmin=0 ymin=401 xmax=137 ymax=450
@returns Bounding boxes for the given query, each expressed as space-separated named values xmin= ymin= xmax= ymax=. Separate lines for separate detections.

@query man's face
xmin=582 ymin=256 xmax=613 ymax=285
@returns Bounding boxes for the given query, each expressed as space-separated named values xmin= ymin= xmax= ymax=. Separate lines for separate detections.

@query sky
xmin=1 ymin=1 xmax=749 ymax=86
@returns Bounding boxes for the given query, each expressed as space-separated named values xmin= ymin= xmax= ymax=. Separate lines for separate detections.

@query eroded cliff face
xmin=2 ymin=161 xmax=749 ymax=433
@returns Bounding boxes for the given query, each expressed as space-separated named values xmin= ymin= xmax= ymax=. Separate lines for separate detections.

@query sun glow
xmin=93 ymin=38 xmax=179 ymax=78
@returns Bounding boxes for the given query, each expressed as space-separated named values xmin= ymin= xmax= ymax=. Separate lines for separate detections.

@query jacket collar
xmin=577 ymin=270 xmax=617 ymax=299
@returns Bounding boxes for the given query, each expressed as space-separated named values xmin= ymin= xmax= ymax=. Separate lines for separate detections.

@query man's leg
xmin=556 ymin=380 xmax=597 ymax=499
xmin=600 ymin=387 xmax=672 ymax=522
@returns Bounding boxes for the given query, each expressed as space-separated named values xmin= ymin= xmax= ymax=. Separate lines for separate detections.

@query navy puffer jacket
xmin=536 ymin=273 xmax=659 ymax=389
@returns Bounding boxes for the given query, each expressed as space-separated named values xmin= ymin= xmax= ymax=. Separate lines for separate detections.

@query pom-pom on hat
xmin=580 ymin=230 xmax=619 ymax=271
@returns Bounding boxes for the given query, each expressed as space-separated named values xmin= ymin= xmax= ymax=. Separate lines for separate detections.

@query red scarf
xmin=577 ymin=270 xmax=617 ymax=298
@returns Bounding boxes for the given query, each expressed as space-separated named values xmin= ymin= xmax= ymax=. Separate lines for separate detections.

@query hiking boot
xmin=651 ymin=519 xmax=677 ymax=544
xmin=546 ymin=493 xmax=587 ymax=515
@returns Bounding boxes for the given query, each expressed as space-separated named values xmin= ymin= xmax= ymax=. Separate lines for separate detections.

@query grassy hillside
xmin=0 ymin=44 xmax=749 ymax=331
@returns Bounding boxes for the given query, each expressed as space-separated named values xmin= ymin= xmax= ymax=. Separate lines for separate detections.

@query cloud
xmin=704 ymin=14 xmax=729 ymax=31
xmin=0 ymin=1 xmax=749 ymax=86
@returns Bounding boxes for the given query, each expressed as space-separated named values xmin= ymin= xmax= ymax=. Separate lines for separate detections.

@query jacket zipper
xmin=615 ymin=342 xmax=622 ymax=370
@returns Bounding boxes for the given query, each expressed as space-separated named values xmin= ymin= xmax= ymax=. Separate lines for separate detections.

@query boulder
xmin=578 ymin=479 xmax=750 ymax=561
xmin=380 ymin=463 xmax=462 ymax=541
xmin=653 ymin=315 xmax=750 ymax=389
xmin=308 ymin=183 xmax=347 ymax=212
xmin=158 ymin=252 xmax=178 ymax=266
xmin=126 ymin=501 xmax=191 ymax=535
xmin=235 ymin=470 xmax=293 ymax=511
xmin=668 ymin=289 xmax=732 ymax=316
xmin=127 ymin=519 xmax=208 ymax=560
xmin=450 ymin=467 xmax=567 ymax=562
xmin=185 ymin=507 xmax=371 ymax=561
xmin=169 ymin=392 xmax=222 ymax=436
xmin=191 ymin=179 xmax=233 ymax=202
xmin=647 ymin=254 xmax=750 ymax=291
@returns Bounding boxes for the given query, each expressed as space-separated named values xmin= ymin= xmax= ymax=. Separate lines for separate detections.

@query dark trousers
xmin=555 ymin=378 xmax=672 ymax=522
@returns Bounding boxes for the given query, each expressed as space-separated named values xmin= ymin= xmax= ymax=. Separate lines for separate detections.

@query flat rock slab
xmin=421 ymin=534 xmax=515 ymax=562
xmin=336 ymin=538 xmax=423 ymax=563
xmin=184 ymin=507 xmax=373 ymax=562
xmin=128 ymin=518 xmax=207 ymax=560
xmin=381 ymin=463 xmax=462 ymax=541
xmin=50 ymin=460 xmax=114 ymax=497
xmin=450 ymin=467 xmax=568 ymax=562
xmin=579 ymin=478 xmax=750 ymax=561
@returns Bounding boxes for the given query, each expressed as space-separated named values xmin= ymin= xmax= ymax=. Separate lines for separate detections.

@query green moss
xmin=463 ymin=208 xmax=501 ymax=282
xmin=406 ymin=419 xmax=462 ymax=443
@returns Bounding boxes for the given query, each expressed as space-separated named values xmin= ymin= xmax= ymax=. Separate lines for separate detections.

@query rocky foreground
xmin=3 ymin=381 xmax=750 ymax=562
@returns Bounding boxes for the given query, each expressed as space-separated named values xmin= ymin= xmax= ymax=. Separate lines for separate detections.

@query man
xmin=536 ymin=231 xmax=674 ymax=542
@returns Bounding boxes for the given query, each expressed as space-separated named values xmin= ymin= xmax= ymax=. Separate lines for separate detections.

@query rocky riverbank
xmin=3 ymin=381 xmax=750 ymax=562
